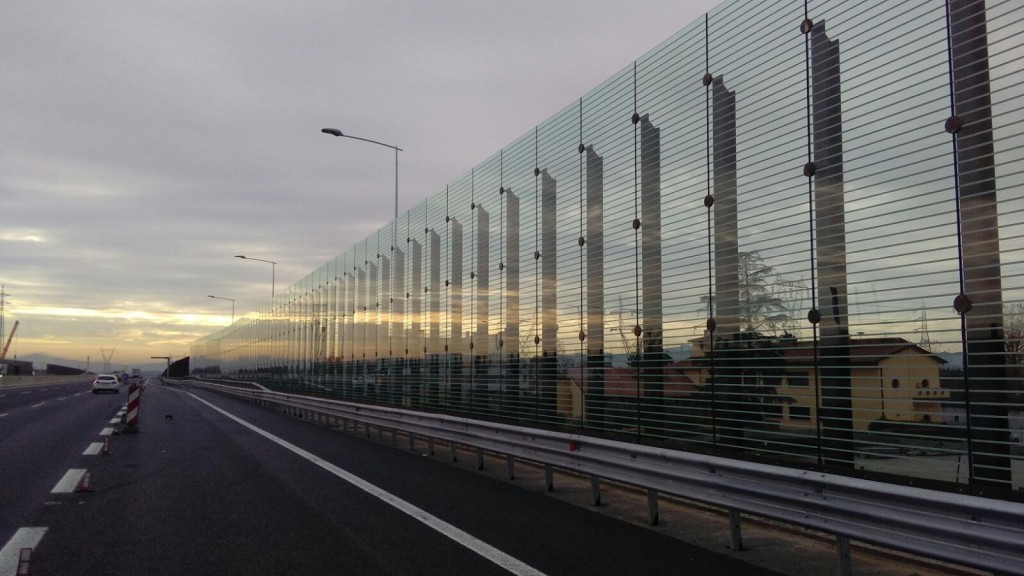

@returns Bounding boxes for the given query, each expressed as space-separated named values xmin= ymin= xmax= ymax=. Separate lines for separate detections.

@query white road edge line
xmin=186 ymin=392 xmax=548 ymax=576
xmin=0 ymin=527 xmax=47 ymax=575
xmin=84 ymin=442 xmax=104 ymax=455
xmin=52 ymin=469 xmax=86 ymax=493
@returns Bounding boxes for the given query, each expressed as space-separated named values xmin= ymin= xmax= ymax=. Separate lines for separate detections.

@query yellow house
xmin=775 ymin=338 xmax=948 ymax=431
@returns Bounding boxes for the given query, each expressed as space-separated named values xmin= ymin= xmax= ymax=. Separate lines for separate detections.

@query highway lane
xmin=0 ymin=378 xmax=125 ymax=555
xmin=15 ymin=382 xmax=784 ymax=575
xmin=0 ymin=378 xmax=96 ymax=413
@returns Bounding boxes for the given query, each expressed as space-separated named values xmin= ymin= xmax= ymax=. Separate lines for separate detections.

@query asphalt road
xmin=1 ymin=380 xmax=785 ymax=576
xmin=0 ymin=378 xmax=122 ymax=546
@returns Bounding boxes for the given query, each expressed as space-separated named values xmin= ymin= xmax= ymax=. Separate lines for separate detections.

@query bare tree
xmin=1004 ymin=303 xmax=1024 ymax=379
xmin=703 ymin=251 xmax=802 ymax=335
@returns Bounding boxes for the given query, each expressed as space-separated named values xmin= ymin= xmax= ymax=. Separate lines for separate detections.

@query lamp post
xmin=207 ymin=295 xmax=236 ymax=323
xmin=320 ymin=128 xmax=402 ymax=221
xmin=235 ymin=255 xmax=276 ymax=298
xmin=150 ymin=356 xmax=171 ymax=377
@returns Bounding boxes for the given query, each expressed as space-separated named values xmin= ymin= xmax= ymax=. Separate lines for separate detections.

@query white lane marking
xmin=0 ymin=413 xmax=8 ymax=418
xmin=109 ymin=417 xmax=121 ymax=424
xmin=57 ymin=396 xmax=67 ymax=401
xmin=52 ymin=469 xmax=86 ymax=493
xmin=99 ymin=427 xmax=115 ymax=436
xmin=31 ymin=402 xmax=44 ymax=409
xmin=187 ymin=392 xmax=547 ymax=576
xmin=0 ymin=527 xmax=47 ymax=575
xmin=83 ymin=442 xmax=104 ymax=455
xmin=19 ymin=391 xmax=29 ymax=395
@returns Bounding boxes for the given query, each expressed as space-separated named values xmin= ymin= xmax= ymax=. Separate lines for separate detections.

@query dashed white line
xmin=109 ymin=417 xmax=121 ymax=424
xmin=51 ymin=469 xmax=86 ymax=493
xmin=31 ymin=402 xmax=44 ymax=409
xmin=0 ymin=413 xmax=8 ymax=418
xmin=0 ymin=527 xmax=47 ymax=575
xmin=99 ymin=427 xmax=115 ymax=436
xmin=188 ymin=392 xmax=548 ymax=576
xmin=83 ymin=442 xmax=105 ymax=455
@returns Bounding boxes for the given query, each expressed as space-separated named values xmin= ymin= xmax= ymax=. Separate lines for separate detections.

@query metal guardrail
xmin=172 ymin=378 xmax=1024 ymax=575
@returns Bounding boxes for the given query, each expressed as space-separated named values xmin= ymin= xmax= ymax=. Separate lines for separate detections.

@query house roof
xmin=780 ymin=337 xmax=946 ymax=365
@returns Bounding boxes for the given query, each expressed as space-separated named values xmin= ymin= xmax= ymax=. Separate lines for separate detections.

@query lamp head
xmin=321 ymin=128 xmax=343 ymax=137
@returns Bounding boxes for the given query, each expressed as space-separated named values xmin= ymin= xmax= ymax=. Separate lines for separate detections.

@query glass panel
xmin=190 ymin=0 xmax=1024 ymax=495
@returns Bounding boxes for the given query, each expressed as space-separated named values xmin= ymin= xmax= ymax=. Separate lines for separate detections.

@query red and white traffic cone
xmin=17 ymin=547 xmax=32 ymax=575
xmin=76 ymin=470 xmax=94 ymax=493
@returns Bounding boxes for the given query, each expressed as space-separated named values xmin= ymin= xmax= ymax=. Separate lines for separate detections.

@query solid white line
xmin=0 ymin=527 xmax=47 ymax=575
xmin=186 ymin=392 xmax=548 ymax=576
xmin=52 ymin=469 xmax=86 ymax=493
xmin=99 ymin=427 xmax=115 ymax=436
xmin=83 ymin=442 xmax=104 ymax=455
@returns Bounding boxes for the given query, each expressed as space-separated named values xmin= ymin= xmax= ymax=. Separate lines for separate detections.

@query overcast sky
xmin=1 ymin=0 xmax=723 ymax=369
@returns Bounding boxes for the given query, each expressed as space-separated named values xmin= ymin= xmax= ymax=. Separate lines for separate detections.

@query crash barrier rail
xmin=168 ymin=378 xmax=1024 ymax=576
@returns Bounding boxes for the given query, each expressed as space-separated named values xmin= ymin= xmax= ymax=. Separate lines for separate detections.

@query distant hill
xmin=16 ymin=353 xmax=166 ymax=375
xmin=934 ymin=351 xmax=963 ymax=366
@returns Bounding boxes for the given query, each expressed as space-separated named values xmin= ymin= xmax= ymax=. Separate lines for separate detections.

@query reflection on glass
xmin=191 ymin=0 xmax=1024 ymax=494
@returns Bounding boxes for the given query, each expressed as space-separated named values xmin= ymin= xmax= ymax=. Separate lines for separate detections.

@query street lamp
xmin=320 ymin=128 xmax=402 ymax=221
xmin=235 ymin=255 xmax=276 ymax=298
xmin=207 ymin=295 xmax=236 ymax=323
xmin=151 ymin=356 xmax=171 ymax=377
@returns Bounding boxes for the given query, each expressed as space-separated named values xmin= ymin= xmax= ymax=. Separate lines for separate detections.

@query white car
xmin=92 ymin=374 xmax=120 ymax=394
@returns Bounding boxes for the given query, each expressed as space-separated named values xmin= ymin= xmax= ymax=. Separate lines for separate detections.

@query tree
xmin=1004 ymin=303 xmax=1024 ymax=380
xmin=702 ymin=251 xmax=803 ymax=336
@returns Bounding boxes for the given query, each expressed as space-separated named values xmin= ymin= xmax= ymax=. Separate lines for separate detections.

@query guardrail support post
xmin=450 ymin=442 xmax=458 ymax=462
xmin=544 ymin=464 xmax=554 ymax=491
xmin=590 ymin=475 xmax=601 ymax=506
xmin=836 ymin=536 xmax=852 ymax=576
xmin=506 ymin=455 xmax=515 ymax=480
xmin=409 ymin=432 xmax=416 ymax=451
xmin=476 ymin=448 xmax=484 ymax=470
xmin=647 ymin=489 xmax=659 ymax=526
xmin=391 ymin=428 xmax=397 ymax=448
xmin=729 ymin=509 xmax=743 ymax=551
xmin=427 ymin=437 xmax=435 ymax=456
